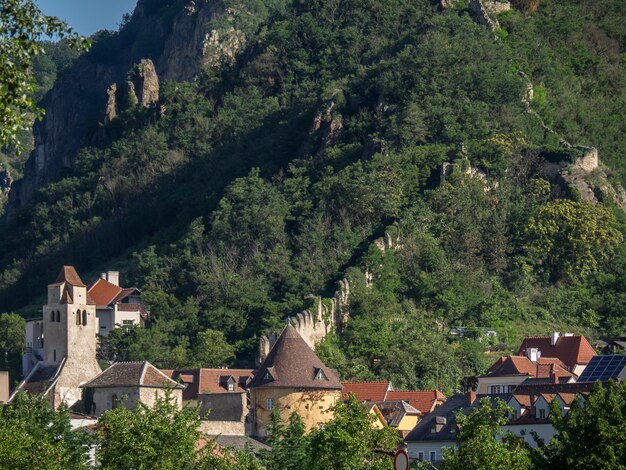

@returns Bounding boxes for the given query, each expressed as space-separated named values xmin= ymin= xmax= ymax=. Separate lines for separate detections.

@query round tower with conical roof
xmin=248 ymin=323 xmax=343 ymax=437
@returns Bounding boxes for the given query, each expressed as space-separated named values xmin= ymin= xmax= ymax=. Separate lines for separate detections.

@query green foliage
xmin=0 ymin=392 xmax=91 ymax=469
xmin=0 ymin=312 xmax=25 ymax=382
xmin=524 ymin=200 xmax=623 ymax=283
xmin=442 ymin=398 xmax=531 ymax=470
xmin=96 ymin=392 xmax=203 ymax=469
xmin=0 ymin=0 xmax=87 ymax=152
xmin=263 ymin=410 xmax=309 ymax=469
xmin=307 ymin=395 xmax=401 ymax=470
xmin=535 ymin=381 xmax=626 ymax=469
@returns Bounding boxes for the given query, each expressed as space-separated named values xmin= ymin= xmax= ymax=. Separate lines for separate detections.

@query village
xmin=1 ymin=265 xmax=624 ymax=467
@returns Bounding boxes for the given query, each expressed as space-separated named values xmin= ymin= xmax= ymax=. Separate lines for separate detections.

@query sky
xmin=35 ymin=0 xmax=137 ymax=36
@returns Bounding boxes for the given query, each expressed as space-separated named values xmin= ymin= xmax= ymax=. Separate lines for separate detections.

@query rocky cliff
xmin=6 ymin=0 xmax=237 ymax=217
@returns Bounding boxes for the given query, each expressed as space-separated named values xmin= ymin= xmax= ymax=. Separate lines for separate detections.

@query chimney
xmin=527 ymin=347 xmax=540 ymax=362
xmin=551 ymin=331 xmax=560 ymax=346
xmin=468 ymin=390 xmax=477 ymax=405
xmin=100 ymin=273 xmax=106 ymax=280
xmin=552 ymin=369 xmax=559 ymax=384
xmin=0 ymin=371 xmax=8 ymax=404
xmin=106 ymin=271 xmax=119 ymax=286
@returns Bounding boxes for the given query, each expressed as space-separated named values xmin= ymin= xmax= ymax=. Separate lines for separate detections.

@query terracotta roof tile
xmin=88 ymin=279 xmax=139 ymax=307
xmin=386 ymin=390 xmax=446 ymax=414
xmin=248 ymin=324 xmax=342 ymax=390
xmin=342 ymin=381 xmax=392 ymax=402
xmin=517 ymin=335 xmax=596 ymax=369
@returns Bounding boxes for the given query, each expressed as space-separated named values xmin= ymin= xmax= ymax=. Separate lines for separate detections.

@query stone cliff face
xmin=7 ymin=0 xmax=233 ymax=217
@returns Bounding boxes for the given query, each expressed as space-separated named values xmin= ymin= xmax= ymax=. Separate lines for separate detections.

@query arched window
xmin=76 ymin=311 xmax=81 ymax=326
xmin=82 ymin=310 xmax=87 ymax=326
xmin=111 ymin=394 xmax=118 ymax=409
xmin=56 ymin=311 xmax=60 ymax=322
xmin=50 ymin=310 xmax=55 ymax=321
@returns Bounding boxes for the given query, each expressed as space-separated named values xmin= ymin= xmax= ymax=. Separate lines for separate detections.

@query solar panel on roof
xmin=578 ymin=355 xmax=626 ymax=382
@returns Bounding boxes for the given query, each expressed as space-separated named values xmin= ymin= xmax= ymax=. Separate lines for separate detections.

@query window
xmin=267 ymin=398 xmax=274 ymax=410
xmin=315 ymin=368 xmax=328 ymax=381
xmin=76 ymin=311 xmax=81 ymax=326
xmin=264 ymin=372 xmax=272 ymax=381
xmin=56 ymin=311 xmax=60 ymax=322
xmin=490 ymin=385 xmax=501 ymax=394
xmin=539 ymin=408 xmax=546 ymax=419
xmin=53 ymin=349 xmax=56 ymax=362
xmin=82 ymin=310 xmax=87 ymax=326
xmin=429 ymin=451 xmax=437 ymax=462
xmin=228 ymin=383 xmax=234 ymax=392
xmin=50 ymin=311 xmax=54 ymax=321
xmin=417 ymin=452 xmax=424 ymax=462
xmin=112 ymin=394 xmax=118 ymax=409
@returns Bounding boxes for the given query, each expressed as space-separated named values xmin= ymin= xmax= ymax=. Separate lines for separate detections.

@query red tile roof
xmin=517 ymin=335 xmax=596 ymax=369
xmin=385 ymin=390 xmax=446 ymax=414
xmin=342 ymin=381 xmax=392 ymax=402
xmin=482 ymin=355 xmax=573 ymax=380
xmin=88 ymin=279 xmax=140 ymax=307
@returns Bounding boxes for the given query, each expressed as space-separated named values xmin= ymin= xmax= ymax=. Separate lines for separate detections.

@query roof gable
xmin=517 ymin=335 xmax=596 ymax=369
xmin=386 ymin=390 xmax=445 ymax=414
xmin=248 ymin=324 xmax=342 ymax=390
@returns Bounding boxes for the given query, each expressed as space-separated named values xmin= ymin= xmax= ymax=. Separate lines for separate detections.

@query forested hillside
xmin=1 ymin=0 xmax=625 ymax=393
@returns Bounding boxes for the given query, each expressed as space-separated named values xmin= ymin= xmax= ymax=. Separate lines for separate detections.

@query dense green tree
xmin=524 ymin=200 xmax=623 ymax=283
xmin=263 ymin=410 xmax=309 ymax=470
xmin=0 ymin=312 xmax=25 ymax=382
xmin=308 ymin=394 xmax=401 ymax=470
xmin=441 ymin=398 xmax=530 ymax=470
xmin=0 ymin=392 xmax=91 ymax=469
xmin=96 ymin=393 xmax=202 ymax=469
xmin=538 ymin=381 xmax=626 ymax=469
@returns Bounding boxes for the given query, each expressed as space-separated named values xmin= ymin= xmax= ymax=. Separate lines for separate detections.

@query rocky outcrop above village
xmin=127 ymin=59 xmax=160 ymax=108
xmin=6 ymin=0 xmax=237 ymax=217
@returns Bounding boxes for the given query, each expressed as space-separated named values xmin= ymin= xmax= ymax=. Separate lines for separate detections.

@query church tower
xmin=43 ymin=266 xmax=98 ymax=365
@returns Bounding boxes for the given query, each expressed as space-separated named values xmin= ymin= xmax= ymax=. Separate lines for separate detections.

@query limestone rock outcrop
xmin=104 ymin=83 xmax=118 ymax=124
xmin=6 ymin=0 xmax=230 ymax=217
xmin=127 ymin=59 xmax=160 ymax=108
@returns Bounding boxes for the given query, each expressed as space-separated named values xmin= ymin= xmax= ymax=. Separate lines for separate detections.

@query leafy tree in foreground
xmin=96 ymin=393 xmax=202 ymax=469
xmin=263 ymin=410 xmax=309 ymax=470
xmin=0 ymin=391 xmax=91 ymax=469
xmin=308 ymin=394 xmax=401 ymax=470
xmin=442 ymin=397 xmax=530 ymax=470
xmin=539 ymin=380 xmax=626 ymax=469
xmin=0 ymin=0 xmax=87 ymax=151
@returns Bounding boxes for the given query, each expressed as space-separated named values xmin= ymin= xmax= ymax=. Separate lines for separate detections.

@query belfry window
xmin=50 ymin=311 xmax=55 ymax=321
xmin=82 ymin=310 xmax=87 ymax=326
xmin=56 ymin=311 xmax=60 ymax=322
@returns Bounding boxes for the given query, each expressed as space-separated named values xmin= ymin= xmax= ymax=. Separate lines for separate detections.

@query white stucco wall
xmin=406 ymin=442 xmax=454 ymax=463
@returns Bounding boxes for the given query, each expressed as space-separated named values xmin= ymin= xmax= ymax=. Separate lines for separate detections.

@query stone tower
xmin=14 ymin=266 xmax=102 ymax=409
xmin=44 ymin=266 xmax=98 ymax=365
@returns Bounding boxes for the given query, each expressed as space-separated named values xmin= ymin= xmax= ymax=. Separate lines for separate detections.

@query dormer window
xmin=264 ymin=371 xmax=273 ymax=381
xmin=228 ymin=383 xmax=235 ymax=392
xmin=314 ymin=368 xmax=328 ymax=381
